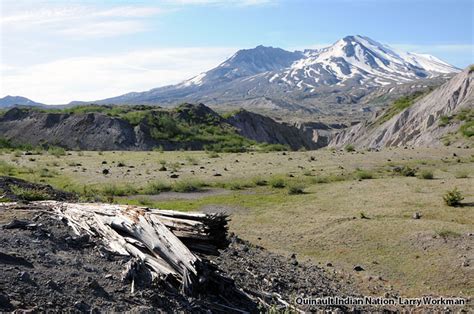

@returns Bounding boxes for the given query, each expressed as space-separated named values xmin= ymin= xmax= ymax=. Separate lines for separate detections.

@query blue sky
xmin=1 ymin=0 xmax=472 ymax=103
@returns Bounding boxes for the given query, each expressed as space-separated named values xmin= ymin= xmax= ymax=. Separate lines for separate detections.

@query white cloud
xmin=58 ymin=20 xmax=148 ymax=38
xmin=0 ymin=47 xmax=236 ymax=104
xmin=0 ymin=4 xmax=164 ymax=38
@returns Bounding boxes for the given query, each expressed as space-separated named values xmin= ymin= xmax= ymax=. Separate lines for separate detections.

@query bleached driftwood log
xmin=0 ymin=201 xmax=228 ymax=294
xmin=150 ymin=209 xmax=229 ymax=254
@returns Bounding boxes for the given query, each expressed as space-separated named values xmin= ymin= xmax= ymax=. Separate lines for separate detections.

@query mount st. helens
xmin=88 ymin=35 xmax=459 ymax=116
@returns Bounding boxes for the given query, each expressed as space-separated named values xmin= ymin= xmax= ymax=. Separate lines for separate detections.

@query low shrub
xmin=227 ymin=182 xmax=244 ymax=190
xmin=443 ymin=187 xmax=464 ymax=206
xmin=102 ymin=184 xmax=138 ymax=198
xmin=252 ymin=178 xmax=268 ymax=186
xmin=438 ymin=115 xmax=451 ymax=127
xmin=355 ymin=170 xmax=373 ymax=180
xmin=48 ymin=146 xmax=66 ymax=157
xmin=460 ymin=121 xmax=474 ymax=137
xmin=311 ymin=176 xmax=329 ymax=184
xmin=144 ymin=182 xmax=171 ymax=194
xmin=288 ymin=184 xmax=305 ymax=195
xmin=172 ymin=180 xmax=204 ymax=193
xmin=10 ymin=185 xmax=50 ymax=201
xmin=269 ymin=177 xmax=286 ymax=189
xmin=345 ymin=144 xmax=355 ymax=152
xmin=418 ymin=169 xmax=434 ymax=180
xmin=393 ymin=166 xmax=416 ymax=177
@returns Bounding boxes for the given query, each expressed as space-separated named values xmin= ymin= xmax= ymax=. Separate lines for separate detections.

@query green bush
xmin=0 ymin=137 xmax=14 ymax=149
xmin=443 ymin=187 xmax=464 ymax=206
xmin=102 ymin=184 xmax=138 ymax=198
xmin=311 ymin=176 xmax=329 ymax=184
xmin=252 ymin=178 xmax=268 ymax=186
xmin=144 ymin=182 xmax=171 ymax=194
xmin=438 ymin=115 xmax=451 ymax=127
xmin=460 ymin=121 xmax=474 ymax=137
xmin=269 ymin=177 xmax=286 ymax=188
xmin=355 ymin=170 xmax=373 ymax=180
xmin=345 ymin=144 xmax=355 ymax=152
xmin=48 ymin=146 xmax=66 ymax=157
xmin=10 ymin=185 xmax=50 ymax=201
xmin=227 ymin=182 xmax=244 ymax=190
xmin=172 ymin=180 xmax=204 ymax=193
xmin=259 ymin=143 xmax=289 ymax=152
xmin=418 ymin=169 xmax=434 ymax=180
xmin=393 ymin=166 xmax=416 ymax=177
xmin=288 ymin=184 xmax=305 ymax=195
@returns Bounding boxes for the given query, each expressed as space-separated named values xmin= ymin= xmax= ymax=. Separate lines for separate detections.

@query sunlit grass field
xmin=0 ymin=147 xmax=473 ymax=297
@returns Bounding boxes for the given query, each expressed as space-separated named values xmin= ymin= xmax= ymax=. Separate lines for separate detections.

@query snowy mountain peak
xmin=96 ymin=35 xmax=460 ymax=109
xmin=181 ymin=45 xmax=303 ymax=87
xmin=181 ymin=36 xmax=459 ymax=90
xmin=284 ymin=35 xmax=459 ymax=89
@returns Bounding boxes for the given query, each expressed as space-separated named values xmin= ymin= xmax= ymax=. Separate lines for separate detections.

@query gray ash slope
xmin=0 ymin=103 xmax=336 ymax=150
xmin=330 ymin=66 xmax=473 ymax=148
xmin=89 ymin=35 xmax=459 ymax=115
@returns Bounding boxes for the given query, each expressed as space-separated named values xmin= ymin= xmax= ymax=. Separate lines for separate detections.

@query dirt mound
xmin=0 ymin=176 xmax=76 ymax=202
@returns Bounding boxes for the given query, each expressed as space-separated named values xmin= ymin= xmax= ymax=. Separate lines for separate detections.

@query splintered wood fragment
xmin=47 ymin=202 xmax=202 ymax=289
xmin=0 ymin=201 xmax=229 ymax=293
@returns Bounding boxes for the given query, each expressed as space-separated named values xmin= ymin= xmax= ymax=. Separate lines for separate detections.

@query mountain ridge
xmin=89 ymin=35 xmax=460 ymax=115
xmin=0 ymin=95 xmax=45 ymax=108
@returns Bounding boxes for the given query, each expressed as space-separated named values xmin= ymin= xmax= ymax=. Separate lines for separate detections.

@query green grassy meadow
xmin=0 ymin=146 xmax=473 ymax=297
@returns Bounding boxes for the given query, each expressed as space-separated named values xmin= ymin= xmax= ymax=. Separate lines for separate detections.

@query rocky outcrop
xmin=0 ymin=108 xmax=158 ymax=150
xmin=226 ymin=109 xmax=325 ymax=150
xmin=0 ymin=104 xmax=330 ymax=151
xmin=294 ymin=121 xmax=346 ymax=148
xmin=330 ymin=67 xmax=473 ymax=148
